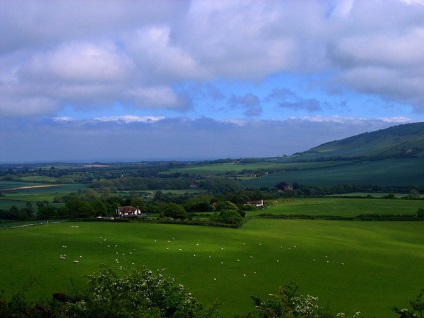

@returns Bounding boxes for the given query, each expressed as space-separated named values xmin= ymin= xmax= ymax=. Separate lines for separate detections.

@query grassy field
xmin=0 ymin=220 xmax=423 ymax=317
xmin=0 ymin=182 xmax=88 ymax=210
xmin=242 ymin=158 xmax=424 ymax=188
xmin=255 ymin=197 xmax=424 ymax=217
xmin=19 ymin=176 xmax=58 ymax=183
xmin=164 ymin=161 xmax=349 ymax=176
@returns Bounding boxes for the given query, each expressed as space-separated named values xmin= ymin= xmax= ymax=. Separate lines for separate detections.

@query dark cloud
xmin=267 ymin=88 xmax=322 ymax=112
xmin=0 ymin=116 xmax=409 ymax=163
xmin=229 ymin=93 xmax=263 ymax=117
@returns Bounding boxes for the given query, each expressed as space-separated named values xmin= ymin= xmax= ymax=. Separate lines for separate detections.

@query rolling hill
xmin=292 ymin=121 xmax=424 ymax=161
xmin=242 ymin=122 xmax=424 ymax=187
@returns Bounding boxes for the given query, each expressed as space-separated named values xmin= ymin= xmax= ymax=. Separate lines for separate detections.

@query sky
xmin=1 ymin=0 xmax=424 ymax=163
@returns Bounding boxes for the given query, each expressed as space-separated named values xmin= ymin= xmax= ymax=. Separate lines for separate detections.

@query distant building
xmin=245 ymin=199 xmax=264 ymax=207
xmin=116 ymin=206 xmax=141 ymax=218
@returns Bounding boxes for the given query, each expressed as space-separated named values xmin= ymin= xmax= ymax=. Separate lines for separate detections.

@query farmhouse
xmin=116 ymin=206 xmax=141 ymax=218
xmin=245 ymin=199 xmax=264 ymax=207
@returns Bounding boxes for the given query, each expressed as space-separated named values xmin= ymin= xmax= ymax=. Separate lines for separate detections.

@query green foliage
xmin=216 ymin=210 xmax=244 ymax=227
xmin=184 ymin=195 xmax=213 ymax=212
xmin=417 ymin=208 xmax=424 ymax=218
xmin=238 ymin=281 xmax=356 ymax=318
xmin=37 ymin=205 xmax=57 ymax=220
xmin=0 ymin=266 xmax=221 ymax=318
xmin=65 ymin=199 xmax=95 ymax=219
xmin=215 ymin=200 xmax=239 ymax=212
xmin=64 ymin=265 xmax=220 ymax=318
xmin=281 ymin=189 xmax=297 ymax=198
xmin=162 ymin=202 xmax=188 ymax=220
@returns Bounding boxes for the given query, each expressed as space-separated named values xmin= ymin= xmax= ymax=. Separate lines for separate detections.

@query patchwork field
xmin=0 ymin=220 xmax=423 ymax=317
xmin=0 ymin=181 xmax=88 ymax=209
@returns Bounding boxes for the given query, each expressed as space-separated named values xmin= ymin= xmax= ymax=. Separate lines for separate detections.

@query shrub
xmin=217 ymin=210 xmax=244 ymax=227
xmin=65 ymin=265 xmax=220 ymax=318
xmin=393 ymin=287 xmax=424 ymax=318
xmin=162 ymin=202 xmax=188 ymax=220
xmin=0 ymin=266 xmax=220 ymax=318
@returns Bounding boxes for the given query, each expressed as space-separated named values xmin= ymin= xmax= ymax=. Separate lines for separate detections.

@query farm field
xmin=255 ymin=197 xmax=424 ymax=217
xmin=0 ymin=181 xmax=88 ymax=209
xmin=242 ymin=158 xmax=424 ymax=188
xmin=164 ymin=160 xmax=350 ymax=176
xmin=0 ymin=220 xmax=423 ymax=317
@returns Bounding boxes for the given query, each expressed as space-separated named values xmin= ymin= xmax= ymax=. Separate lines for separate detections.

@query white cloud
xmin=0 ymin=0 xmax=423 ymax=120
xmin=25 ymin=42 xmax=133 ymax=82
xmin=94 ymin=115 xmax=164 ymax=123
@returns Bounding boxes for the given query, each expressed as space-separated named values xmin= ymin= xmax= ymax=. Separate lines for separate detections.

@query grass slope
xmin=0 ymin=221 xmax=423 ymax=317
xmin=242 ymin=157 xmax=424 ymax=188
xmin=298 ymin=122 xmax=424 ymax=160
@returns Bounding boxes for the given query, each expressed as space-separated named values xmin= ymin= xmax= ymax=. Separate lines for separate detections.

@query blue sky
xmin=1 ymin=0 xmax=424 ymax=162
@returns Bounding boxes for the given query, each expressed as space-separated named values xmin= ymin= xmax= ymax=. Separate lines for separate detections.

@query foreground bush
xmin=0 ymin=268 xmax=422 ymax=317
xmin=0 ymin=265 xmax=220 ymax=318
xmin=236 ymin=281 xmax=360 ymax=318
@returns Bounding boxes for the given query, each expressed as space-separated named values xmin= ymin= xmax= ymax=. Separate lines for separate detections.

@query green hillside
xmin=292 ymin=121 xmax=424 ymax=161
xmin=242 ymin=122 xmax=424 ymax=188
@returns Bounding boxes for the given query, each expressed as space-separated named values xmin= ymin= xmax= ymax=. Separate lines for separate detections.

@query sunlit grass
xmin=0 ymin=220 xmax=423 ymax=317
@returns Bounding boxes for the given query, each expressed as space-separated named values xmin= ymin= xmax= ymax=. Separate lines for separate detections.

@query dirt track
xmin=2 ymin=184 xmax=59 ymax=191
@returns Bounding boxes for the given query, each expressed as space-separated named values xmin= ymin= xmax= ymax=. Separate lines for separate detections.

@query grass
xmin=0 ymin=220 xmax=423 ymax=317
xmin=0 ymin=183 xmax=88 ymax=210
xmin=164 ymin=161 xmax=349 ymax=176
xmin=19 ymin=176 xmax=58 ymax=183
xmin=255 ymin=197 xmax=424 ymax=217
xmin=242 ymin=158 xmax=424 ymax=187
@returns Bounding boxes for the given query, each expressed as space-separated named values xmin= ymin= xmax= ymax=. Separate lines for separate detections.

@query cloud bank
xmin=0 ymin=116 xmax=409 ymax=163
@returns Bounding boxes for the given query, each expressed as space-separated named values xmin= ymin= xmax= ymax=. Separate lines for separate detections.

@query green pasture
xmin=19 ymin=176 xmax=58 ymax=183
xmin=256 ymin=197 xmax=424 ymax=217
xmin=0 ymin=220 xmax=423 ymax=317
xmin=0 ymin=181 xmax=41 ymax=191
xmin=242 ymin=158 xmax=424 ymax=188
xmin=0 ymin=182 xmax=88 ymax=210
xmin=165 ymin=161 xmax=348 ymax=176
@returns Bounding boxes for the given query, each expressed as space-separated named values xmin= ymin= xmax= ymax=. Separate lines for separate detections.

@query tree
xmin=217 ymin=210 xmax=244 ymax=227
xmin=185 ymin=195 xmax=213 ymax=212
xmin=282 ymin=189 xmax=297 ymax=198
xmin=37 ymin=206 xmax=57 ymax=220
xmin=417 ymin=208 xmax=424 ymax=219
xmin=215 ymin=200 xmax=238 ymax=212
xmin=65 ymin=199 xmax=95 ymax=219
xmin=90 ymin=200 xmax=108 ymax=216
xmin=162 ymin=202 xmax=188 ymax=220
